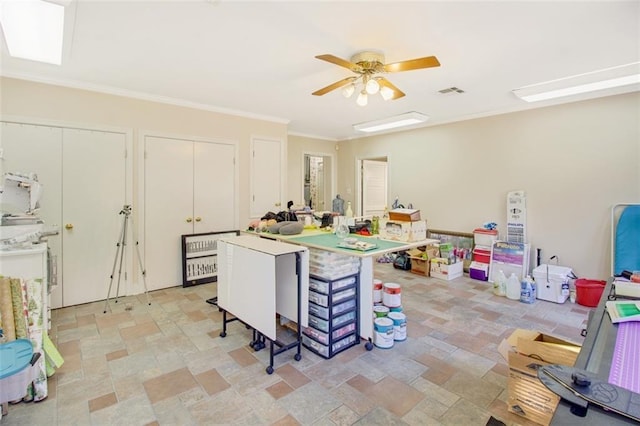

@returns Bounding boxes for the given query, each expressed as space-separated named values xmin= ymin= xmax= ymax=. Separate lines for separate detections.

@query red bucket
xmin=575 ymin=279 xmax=606 ymax=307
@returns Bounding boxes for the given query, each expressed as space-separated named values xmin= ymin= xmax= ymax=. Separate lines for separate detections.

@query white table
xmin=244 ymin=230 xmax=439 ymax=346
xmin=217 ymin=235 xmax=309 ymax=374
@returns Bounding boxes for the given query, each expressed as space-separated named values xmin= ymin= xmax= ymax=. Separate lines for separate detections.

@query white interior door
xmin=250 ymin=137 xmax=283 ymax=217
xmin=144 ymin=136 xmax=194 ymax=290
xmin=62 ymin=128 xmax=127 ymax=306
xmin=361 ymin=159 xmax=388 ymax=217
xmin=0 ymin=122 xmax=63 ymax=307
xmin=194 ymin=141 xmax=237 ymax=232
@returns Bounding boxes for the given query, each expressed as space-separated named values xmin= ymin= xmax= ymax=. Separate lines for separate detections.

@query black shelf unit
xmin=302 ymin=273 xmax=359 ymax=359
xmin=181 ymin=230 xmax=239 ymax=287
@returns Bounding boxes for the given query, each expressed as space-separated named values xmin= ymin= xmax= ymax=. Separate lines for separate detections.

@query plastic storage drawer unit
xmin=303 ymin=273 xmax=359 ymax=359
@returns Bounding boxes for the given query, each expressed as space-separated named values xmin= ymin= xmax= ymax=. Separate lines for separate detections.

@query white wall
xmin=337 ymin=93 xmax=640 ymax=280
xmin=0 ymin=76 xmax=288 ymax=228
xmin=3 ymin=76 xmax=638 ymax=280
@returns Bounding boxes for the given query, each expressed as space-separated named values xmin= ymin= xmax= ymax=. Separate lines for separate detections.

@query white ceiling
xmin=1 ymin=1 xmax=639 ymax=141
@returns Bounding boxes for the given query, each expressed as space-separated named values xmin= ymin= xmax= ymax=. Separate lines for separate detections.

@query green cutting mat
xmin=287 ymin=233 xmax=407 ymax=253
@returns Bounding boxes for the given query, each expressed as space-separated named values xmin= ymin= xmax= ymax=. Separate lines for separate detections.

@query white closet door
xmin=62 ymin=129 xmax=127 ymax=306
xmin=194 ymin=141 xmax=236 ymax=232
xmin=250 ymin=137 xmax=283 ymax=217
xmin=362 ymin=159 xmax=388 ymax=217
xmin=0 ymin=122 xmax=64 ymax=308
xmin=144 ymin=136 xmax=194 ymax=290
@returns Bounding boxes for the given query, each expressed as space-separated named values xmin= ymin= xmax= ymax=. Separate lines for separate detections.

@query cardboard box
xmin=499 ymin=329 xmax=581 ymax=425
xmin=507 ymin=352 xmax=558 ymax=426
xmin=429 ymin=258 xmax=463 ymax=280
xmin=407 ymin=245 xmax=439 ymax=276
xmin=410 ymin=258 xmax=429 ymax=276
xmin=380 ymin=220 xmax=427 ymax=242
xmin=388 ymin=208 xmax=421 ymax=222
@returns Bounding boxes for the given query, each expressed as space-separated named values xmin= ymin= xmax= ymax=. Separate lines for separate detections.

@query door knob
xmin=65 ymin=223 xmax=74 ymax=230
xmin=186 ymin=217 xmax=193 ymax=223
xmin=195 ymin=217 xmax=202 ymax=222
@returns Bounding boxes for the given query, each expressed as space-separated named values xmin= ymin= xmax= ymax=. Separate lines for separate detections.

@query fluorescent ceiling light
xmin=353 ymin=112 xmax=429 ymax=133
xmin=0 ymin=0 xmax=65 ymax=65
xmin=513 ymin=62 xmax=640 ymax=102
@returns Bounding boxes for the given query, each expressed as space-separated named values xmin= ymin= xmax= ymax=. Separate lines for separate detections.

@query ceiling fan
xmin=312 ymin=51 xmax=440 ymax=105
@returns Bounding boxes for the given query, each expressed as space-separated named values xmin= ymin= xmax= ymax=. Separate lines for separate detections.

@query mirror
xmin=303 ymin=153 xmax=333 ymax=211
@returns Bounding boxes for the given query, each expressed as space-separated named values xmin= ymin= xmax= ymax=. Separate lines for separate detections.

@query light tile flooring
xmin=1 ymin=262 xmax=590 ymax=425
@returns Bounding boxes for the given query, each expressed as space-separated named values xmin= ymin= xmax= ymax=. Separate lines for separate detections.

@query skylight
xmin=0 ymin=0 xmax=65 ymax=65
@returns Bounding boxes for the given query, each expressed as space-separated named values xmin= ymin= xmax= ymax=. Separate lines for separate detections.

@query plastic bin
xmin=0 ymin=339 xmax=38 ymax=404
xmin=473 ymin=229 xmax=498 ymax=247
xmin=575 ymin=279 xmax=606 ymax=307
xmin=472 ymin=246 xmax=491 ymax=264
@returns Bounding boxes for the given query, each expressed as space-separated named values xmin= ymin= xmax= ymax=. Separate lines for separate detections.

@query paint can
xmin=373 ymin=279 xmax=383 ymax=303
xmin=383 ymin=282 xmax=402 ymax=307
xmin=387 ymin=312 xmax=407 ymax=341
xmin=373 ymin=305 xmax=389 ymax=318
xmin=389 ymin=305 xmax=403 ymax=313
xmin=373 ymin=317 xmax=394 ymax=349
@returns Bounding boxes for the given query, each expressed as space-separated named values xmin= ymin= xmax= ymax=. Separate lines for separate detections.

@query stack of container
xmin=469 ymin=228 xmax=498 ymax=281
xmin=372 ymin=280 xmax=407 ymax=349
xmin=302 ymin=249 xmax=360 ymax=359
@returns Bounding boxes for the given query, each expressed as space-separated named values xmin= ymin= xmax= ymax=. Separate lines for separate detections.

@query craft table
xmin=216 ymin=235 xmax=309 ymax=374
xmin=247 ymin=230 xmax=439 ymax=345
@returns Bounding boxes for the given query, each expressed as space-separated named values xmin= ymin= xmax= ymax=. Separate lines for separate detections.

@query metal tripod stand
xmin=103 ymin=205 xmax=151 ymax=313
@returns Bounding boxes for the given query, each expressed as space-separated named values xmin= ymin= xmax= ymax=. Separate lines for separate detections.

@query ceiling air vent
xmin=438 ymin=87 xmax=465 ymax=94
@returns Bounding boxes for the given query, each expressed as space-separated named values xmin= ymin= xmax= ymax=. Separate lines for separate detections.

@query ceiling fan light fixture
xmin=342 ymin=83 xmax=356 ymax=98
xmin=353 ymin=111 xmax=429 ymax=133
xmin=380 ymin=86 xmax=394 ymax=101
xmin=365 ymin=78 xmax=380 ymax=95
xmin=356 ymin=90 xmax=368 ymax=106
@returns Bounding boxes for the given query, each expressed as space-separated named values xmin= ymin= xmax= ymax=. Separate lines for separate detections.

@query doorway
xmin=357 ymin=157 xmax=388 ymax=217
xmin=303 ymin=152 xmax=335 ymax=212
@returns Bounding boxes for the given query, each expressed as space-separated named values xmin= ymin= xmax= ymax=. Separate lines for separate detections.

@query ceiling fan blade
xmin=315 ymin=54 xmax=361 ymax=72
xmin=312 ymin=77 xmax=357 ymax=96
xmin=384 ymin=56 xmax=440 ymax=73
xmin=377 ymin=78 xmax=405 ymax=100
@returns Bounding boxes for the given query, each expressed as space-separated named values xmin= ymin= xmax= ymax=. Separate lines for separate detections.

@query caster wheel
xmin=365 ymin=342 xmax=373 ymax=351
xmin=294 ymin=353 xmax=302 ymax=361
xmin=266 ymin=366 xmax=274 ymax=375
xmin=220 ymin=332 xmax=226 ymax=338
xmin=249 ymin=342 xmax=255 ymax=348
